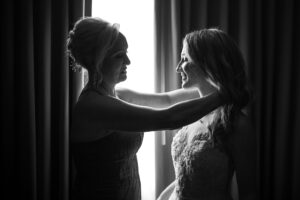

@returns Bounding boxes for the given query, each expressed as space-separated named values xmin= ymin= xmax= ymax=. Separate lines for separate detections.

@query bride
xmin=157 ymin=28 xmax=257 ymax=200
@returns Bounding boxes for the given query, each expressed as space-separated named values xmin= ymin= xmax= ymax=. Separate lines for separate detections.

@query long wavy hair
xmin=66 ymin=17 xmax=120 ymax=88
xmin=184 ymin=28 xmax=252 ymax=135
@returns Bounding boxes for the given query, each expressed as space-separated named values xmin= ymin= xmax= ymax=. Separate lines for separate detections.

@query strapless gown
xmin=171 ymin=120 xmax=234 ymax=200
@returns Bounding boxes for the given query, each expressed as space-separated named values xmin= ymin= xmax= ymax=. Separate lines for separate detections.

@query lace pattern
xmin=171 ymin=120 xmax=234 ymax=200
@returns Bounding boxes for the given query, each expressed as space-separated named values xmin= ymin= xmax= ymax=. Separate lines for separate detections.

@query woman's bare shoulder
xmin=74 ymin=91 xmax=115 ymax=113
xmin=71 ymin=92 xmax=114 ymax=143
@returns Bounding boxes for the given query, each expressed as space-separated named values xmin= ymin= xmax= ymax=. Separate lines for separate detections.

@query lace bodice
xmin=171 ymin=120 xmax=234 ymax=200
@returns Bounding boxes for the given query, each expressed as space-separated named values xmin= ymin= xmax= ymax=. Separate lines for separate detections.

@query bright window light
xmin=92 ymin=1 xmax=155 ymax=200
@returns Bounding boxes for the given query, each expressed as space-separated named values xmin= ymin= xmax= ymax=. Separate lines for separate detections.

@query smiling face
xmin=176 ymin=41 xmax=218 ymax=96
xmin=101 ymin=32 xmax=130 ymax=87
xmin=176 ymin=42 xmax=205 ymax=89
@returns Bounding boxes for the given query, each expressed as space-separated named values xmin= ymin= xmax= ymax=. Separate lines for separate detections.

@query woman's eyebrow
xmin=111 ymin=50 xmax=126 ymax=56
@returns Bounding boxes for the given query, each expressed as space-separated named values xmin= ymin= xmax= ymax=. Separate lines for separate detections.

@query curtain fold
xmin=154 ymin=0 xmax=300 ymax=199
xmin=1 ymin=0 xmax=91 ymax=200
xmin=154 ymin=0 xmax=181 ymax=196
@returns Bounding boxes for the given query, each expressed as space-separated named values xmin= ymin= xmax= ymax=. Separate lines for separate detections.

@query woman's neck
xmin=86 ymin=81 xmax=116 ymax=97
xmin=101 ymin=82 xmax=115 ymax=96
xmin=195 ymin=84 xmax=217 ymax=98
xmin=196 ymin=85 xmax=220 ymax=125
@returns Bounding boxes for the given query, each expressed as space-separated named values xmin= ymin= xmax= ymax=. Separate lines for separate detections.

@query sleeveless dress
xmin=71 ymin=88 xmax=144 ymax=200
xmin=171 ymin=120 xmax=234 ymax=200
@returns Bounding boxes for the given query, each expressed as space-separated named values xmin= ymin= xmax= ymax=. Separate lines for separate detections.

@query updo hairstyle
xmin=67 ymin=17 xmax=120 ymax=86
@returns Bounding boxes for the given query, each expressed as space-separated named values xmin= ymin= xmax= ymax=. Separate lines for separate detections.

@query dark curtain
xmin=1 ymin=0 xmax=91 ymax=200
xmin=154 ymin=0 xmax=300 ymax=199
xmin=154 ymin=1 xmax=181 ymax=195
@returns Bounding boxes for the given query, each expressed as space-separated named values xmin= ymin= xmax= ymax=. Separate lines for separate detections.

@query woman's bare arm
xmin=73 ymin=91 xmax=222 ymax=139
xmin=115 ymin=87 xmax=200 ymax=108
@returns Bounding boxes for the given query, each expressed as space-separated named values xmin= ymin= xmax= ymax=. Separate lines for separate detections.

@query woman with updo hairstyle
xmin=67 ymin=17 xmax=227 ymax=200
xmin=157 ymin=29 xmax=257 ymax=200
xmin=67 ymin=17 xmax=120 ymax=88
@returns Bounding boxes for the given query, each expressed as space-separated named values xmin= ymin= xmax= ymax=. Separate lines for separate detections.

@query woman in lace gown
xmin=157 ymin=29 xmax=257 ymax=200
xmin=67 ymin=18 xmax=226 ymax=200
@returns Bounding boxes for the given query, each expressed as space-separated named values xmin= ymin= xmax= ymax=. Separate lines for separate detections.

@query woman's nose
xmin=125 ymin=54 xmax=131 ymax=65
xmin=176 ymin=63 xmax=182 ymax=73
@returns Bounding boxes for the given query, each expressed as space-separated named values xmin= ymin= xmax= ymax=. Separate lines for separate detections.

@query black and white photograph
xmin=1 ymin=0 xmax=299 ymax=200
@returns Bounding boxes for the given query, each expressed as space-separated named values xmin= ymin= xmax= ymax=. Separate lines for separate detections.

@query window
xmin=92 ymin=1 xmax=155 ymax=199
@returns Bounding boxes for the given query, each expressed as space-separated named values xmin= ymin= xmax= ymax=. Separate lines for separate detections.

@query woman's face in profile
xmin=102 ymin=33 xmax=131 ymax=86
xmin=176 ymin=42 xmax=207 ymax=89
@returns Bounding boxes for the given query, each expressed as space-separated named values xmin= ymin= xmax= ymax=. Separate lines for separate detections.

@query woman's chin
xmin=181 ymin=80 xmax=191 ymax=89
xmin=118 ymin=74 xmax=127 ymax=82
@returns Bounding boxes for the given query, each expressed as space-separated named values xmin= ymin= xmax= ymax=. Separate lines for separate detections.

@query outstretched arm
xmin=116 ymin=87 xmax=200 ymax=108
xmin=72 ymin=91 xmax=222 ymax=141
